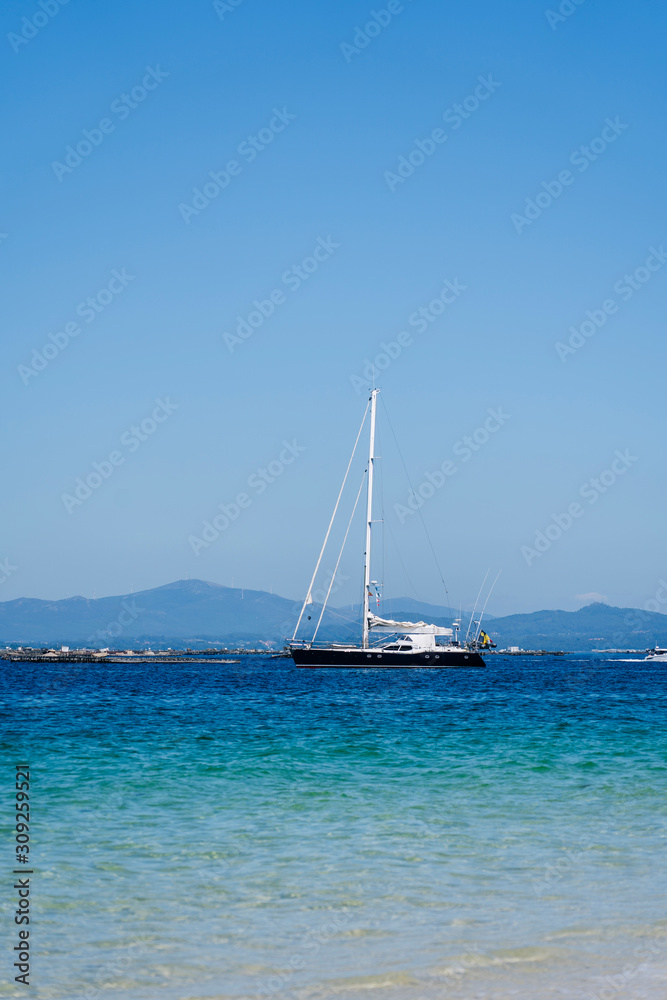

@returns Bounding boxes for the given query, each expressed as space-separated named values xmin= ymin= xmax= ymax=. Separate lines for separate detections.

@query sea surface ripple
xmin=2 ymin=654 xmax=666 ymax=999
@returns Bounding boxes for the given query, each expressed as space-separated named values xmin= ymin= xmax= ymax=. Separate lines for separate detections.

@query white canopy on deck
xmin=367 ymin=613 xmax=453 ymax=637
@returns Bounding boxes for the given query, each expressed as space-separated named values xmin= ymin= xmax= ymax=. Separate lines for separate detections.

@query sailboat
xmin=289 ymin=389 xmax=486 ymax=668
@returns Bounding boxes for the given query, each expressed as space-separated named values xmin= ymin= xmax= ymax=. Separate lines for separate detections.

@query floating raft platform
xmin=486 ymin=650 xmax=569 ymax=656
xmin=0 ymin=650 xmax=241 ymax=664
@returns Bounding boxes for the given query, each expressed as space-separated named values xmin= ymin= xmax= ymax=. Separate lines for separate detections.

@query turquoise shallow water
xmin=2 ymin=655 xmax=667 ymax=999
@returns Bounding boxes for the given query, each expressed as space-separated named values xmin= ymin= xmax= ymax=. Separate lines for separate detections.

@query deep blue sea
xmin=2 ymin=654 xmax=667 ymax=1000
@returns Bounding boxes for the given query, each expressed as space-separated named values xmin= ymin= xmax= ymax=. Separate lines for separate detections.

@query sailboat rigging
xmin=289 ymin=389 xmax=486 ymax=669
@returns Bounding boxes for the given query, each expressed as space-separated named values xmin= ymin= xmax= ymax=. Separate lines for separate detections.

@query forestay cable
xmin=292 ymin=400 xmax=370 ymax=640
xmin=312 ymin=469 xmax=367 ymax=642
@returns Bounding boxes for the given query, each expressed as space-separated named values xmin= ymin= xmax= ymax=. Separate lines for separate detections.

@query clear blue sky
xmin=2 ymin=0 xmax=666 ymax=615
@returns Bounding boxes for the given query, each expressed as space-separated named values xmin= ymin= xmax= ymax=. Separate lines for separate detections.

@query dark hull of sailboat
xmin=290 ymin=647 xmax=485 ymax=669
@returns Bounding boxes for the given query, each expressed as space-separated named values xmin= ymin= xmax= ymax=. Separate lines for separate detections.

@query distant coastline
xmin=1 ymin=579 xmax=666 ymax=651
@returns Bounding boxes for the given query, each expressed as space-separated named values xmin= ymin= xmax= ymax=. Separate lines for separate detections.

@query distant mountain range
xmin=485 ymin=603 xmax=666 ymax=651
xmin=0 ymin=579 xmax=665 ymax=650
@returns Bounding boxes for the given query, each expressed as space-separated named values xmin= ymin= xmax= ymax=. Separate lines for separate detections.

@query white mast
xmin=362 ymin=389 xmax=378 ymax=649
